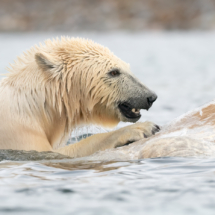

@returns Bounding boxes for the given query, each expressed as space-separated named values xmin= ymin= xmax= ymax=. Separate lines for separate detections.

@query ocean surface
xmin=0 ymin=32 xmax=215 ymax=215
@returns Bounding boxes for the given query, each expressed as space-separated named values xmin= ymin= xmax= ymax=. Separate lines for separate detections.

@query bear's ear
xmin=35 ymin=53 xmax=63 ymax=73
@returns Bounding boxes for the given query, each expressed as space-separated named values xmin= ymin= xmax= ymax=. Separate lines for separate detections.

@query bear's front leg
xmin=112 ymin=122 xmax=160 ymax=148
xmin=55 ymin=122 xmax=160 ymax=158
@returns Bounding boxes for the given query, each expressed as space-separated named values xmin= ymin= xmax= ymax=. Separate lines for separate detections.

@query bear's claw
xmin=152 ymin=124 xmax=160 ymax=135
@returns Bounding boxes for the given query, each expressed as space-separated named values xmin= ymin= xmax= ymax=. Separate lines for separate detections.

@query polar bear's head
xmin=35 ymin=38 xmax=157 ymax=128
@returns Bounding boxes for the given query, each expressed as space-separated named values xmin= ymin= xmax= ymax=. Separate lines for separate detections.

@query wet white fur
xmin=0 ymin=37 xmax=156 ymax=157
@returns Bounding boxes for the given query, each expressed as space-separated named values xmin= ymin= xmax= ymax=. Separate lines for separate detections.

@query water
xmin=1 ymin=158 xmax=215 ymax=215
xmin=1 ymin=32 xmax=215 ymax=214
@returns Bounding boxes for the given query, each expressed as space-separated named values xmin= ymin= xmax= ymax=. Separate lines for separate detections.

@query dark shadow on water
xmin=0 ymin=149 xmax=70 ymax=161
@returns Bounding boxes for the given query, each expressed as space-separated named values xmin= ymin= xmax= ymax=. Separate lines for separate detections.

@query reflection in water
xmin=1 ymin=158 xmax=215 ymax=215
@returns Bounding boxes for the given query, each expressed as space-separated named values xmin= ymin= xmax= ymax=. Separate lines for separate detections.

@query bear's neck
xmin=3 ymin=61 xmax=101 ymax=147
xmin=2 ymin=74 xmax=88 ymax=148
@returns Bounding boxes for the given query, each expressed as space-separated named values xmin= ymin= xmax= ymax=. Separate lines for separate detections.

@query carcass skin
xmin=138 ymin=100 xmax=215 ymax=159
xmin=89 ymin=100 xmax=215 ymax=161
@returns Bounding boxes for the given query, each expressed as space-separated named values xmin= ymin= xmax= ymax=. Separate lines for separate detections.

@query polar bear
xmin=0 ymin=37 xmax=159 ymax=158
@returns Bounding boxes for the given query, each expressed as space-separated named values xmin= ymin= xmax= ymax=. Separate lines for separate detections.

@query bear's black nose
xmin=147 ymin=94 xmax=157 ymax=106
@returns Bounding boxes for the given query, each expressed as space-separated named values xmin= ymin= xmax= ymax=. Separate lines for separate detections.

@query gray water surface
xmin=1 ymin=158 xmax=215 ymax=215
xmin=1 ymin=32 xmax=215 ymax=214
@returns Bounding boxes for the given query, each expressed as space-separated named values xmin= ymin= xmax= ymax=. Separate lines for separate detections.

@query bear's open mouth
xmin=118 ymin=102 xmax=141 ymax=119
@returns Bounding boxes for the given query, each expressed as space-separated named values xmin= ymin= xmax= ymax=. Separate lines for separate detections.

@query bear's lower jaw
xmin=120 ymin=115 xmax=141 ymax=123
xmin=118 ymin=103 xmax=141 ymax=123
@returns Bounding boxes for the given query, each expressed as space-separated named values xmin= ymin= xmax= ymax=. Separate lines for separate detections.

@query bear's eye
xmin=109 ymin=69 xmax=120 ymax=77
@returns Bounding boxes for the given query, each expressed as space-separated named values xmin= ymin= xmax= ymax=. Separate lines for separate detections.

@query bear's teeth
xmin=135 ymin=109 xmax=140 ymax=113
xmin=132 ymin=108 xmax=140 ymax=114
